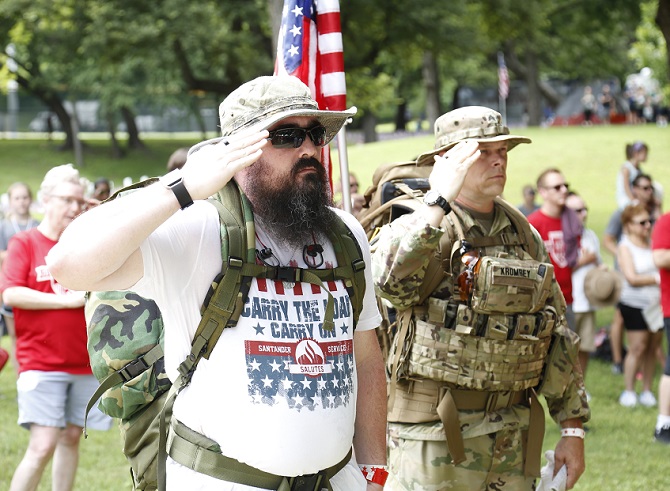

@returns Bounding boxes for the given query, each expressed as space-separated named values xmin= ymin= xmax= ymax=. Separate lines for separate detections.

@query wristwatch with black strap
xmin=423 ymin=190 xmax=452 ymax=214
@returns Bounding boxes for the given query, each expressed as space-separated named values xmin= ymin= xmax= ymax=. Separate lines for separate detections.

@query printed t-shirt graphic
xmin=243 ymin=271 xmax=355 ymax=411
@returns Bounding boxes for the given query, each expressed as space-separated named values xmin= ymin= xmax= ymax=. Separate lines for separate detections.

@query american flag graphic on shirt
xmin=242 ymin=278 xmax=355 ymax=411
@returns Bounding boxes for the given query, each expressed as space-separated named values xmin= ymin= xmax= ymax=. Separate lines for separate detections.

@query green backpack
xmin=84 ymin=179 xmax=366 ymax=491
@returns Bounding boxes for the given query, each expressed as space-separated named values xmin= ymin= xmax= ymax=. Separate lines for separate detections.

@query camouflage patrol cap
xmin=416 ymin=106 xmax=531 ymax=166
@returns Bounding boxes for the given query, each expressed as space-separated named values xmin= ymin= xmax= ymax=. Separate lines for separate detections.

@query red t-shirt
xmin=528 ymin=210 xmax=573 ymax=304
xmin=0 ymin=228 xmax=91 ymax=374
xmin=651 ymin=212 xmax=670 ymax=317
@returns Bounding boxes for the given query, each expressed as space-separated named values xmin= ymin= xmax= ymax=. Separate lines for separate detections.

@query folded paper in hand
xmin=536 ymin=450 xmax=567 ymax=491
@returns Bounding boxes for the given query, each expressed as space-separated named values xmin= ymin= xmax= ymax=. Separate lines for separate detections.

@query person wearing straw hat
xmin=373 ymin=106 xmax=589 ymax=490
xmin=46 ymin=76 xmax=387 ymax=491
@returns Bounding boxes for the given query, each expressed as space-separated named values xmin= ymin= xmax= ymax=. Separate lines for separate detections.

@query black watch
xmin=423 ymin=190 xmax=451 ymax=214
xmin=160 ymin=169 xmax=194 ymax=210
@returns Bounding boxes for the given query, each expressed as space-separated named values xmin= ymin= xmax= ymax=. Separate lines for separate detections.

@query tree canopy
xmin=0 ymin=0 xmax=665 ymax=149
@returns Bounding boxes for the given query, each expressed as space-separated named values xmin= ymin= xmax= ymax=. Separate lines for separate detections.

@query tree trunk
xmin=657 ymin=0 xmax=670 ymax=79
xmin=362 ymin=112 xmax=378 ymax=143
xmin=106 ymin=113 xmax=124 ymax=159
xmin=451 ymin=84 xmax=463 ymax=110
xmin=190 ymin=98 xmax=208 ymax=139
xmin=394 ymin=101 xmax=408 ymax=132
xmin=121 ymin=106 xmax=146 ymax=150
xmin=422 ymin=52 xmax=441 ymax=126
xmin=52 ymin=103 xmax=75 ymax=150
xmin=524 ymin=50 xmax=542 ymax=126
xmin=504 ymin=48 xmax=561 ymax=111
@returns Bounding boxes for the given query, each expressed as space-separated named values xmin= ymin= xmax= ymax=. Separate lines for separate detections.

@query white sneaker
xmin=639 ymin=390 xmax=657 ymax=407
xmin=619 ymin=390 xmax=638 ymax=407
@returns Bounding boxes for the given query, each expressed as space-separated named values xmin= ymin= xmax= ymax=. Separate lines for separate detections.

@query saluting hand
xmin=429 ymin=139 xmax=480 ymax=202
xmin=180 ymin=130 xmax=269 ymax=200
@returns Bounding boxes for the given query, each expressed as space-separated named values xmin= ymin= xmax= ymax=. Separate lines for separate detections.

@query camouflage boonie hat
xmin=416 ymin=106 xmax=531 ymax=166
xmin=189 ymin=76 xmax=356 ymax=156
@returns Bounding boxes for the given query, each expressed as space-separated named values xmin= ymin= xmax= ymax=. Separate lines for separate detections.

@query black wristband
xmin=170 ymin=179 xmax=194 ymax=209
xmin=160 ymin=170 xmax=194 ymax=210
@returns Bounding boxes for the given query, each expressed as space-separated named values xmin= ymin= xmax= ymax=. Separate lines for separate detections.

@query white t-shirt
xmin=133 ymin=201 xmax=380 ymax=490
xmin=618 ymin=235 xmax=659 ymax=311
xmin=571 ymin=228 xmax=601 ymax=313
xmin=615 ymin=161 xmax=640 ymax=210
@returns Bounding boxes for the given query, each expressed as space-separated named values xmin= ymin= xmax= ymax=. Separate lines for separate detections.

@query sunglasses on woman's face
xmin=267 ymin=125 xmax=327 ymax=148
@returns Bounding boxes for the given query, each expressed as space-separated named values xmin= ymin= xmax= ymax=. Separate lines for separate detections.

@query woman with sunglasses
xmin=617 ymin=202 xmax=663 ymax=408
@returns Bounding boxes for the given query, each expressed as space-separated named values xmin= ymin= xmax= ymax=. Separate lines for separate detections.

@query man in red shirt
xmin=651 ymin=212 xmax=670 ymax=443
xmin=528 ymin=169 xmax=584 ymax=334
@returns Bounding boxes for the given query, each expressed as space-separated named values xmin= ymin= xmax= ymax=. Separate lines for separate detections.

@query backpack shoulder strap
xmin=186 ymin=181 xmax=254 ymax=366
xmin=325 ymin=216 xmax=366 ymax=328
xmin=159 ymin=181 xmax=254 ymax=491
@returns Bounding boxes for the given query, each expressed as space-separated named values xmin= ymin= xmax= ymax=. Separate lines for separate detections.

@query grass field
xmin=1 ymin=123 xmax=669 ymax=489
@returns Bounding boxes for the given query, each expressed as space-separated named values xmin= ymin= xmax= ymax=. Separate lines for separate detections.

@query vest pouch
xmin=407 ymin=314 xmax=551 ymax=390
xmin=471 ymin=255 xmax=554 ymax=315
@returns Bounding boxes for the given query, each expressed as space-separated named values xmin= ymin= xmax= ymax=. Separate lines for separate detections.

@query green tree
xmin=479 ymin=0 xmax=642 ymax=125
xmin=0 ymin=0 xmax=274 ymax=153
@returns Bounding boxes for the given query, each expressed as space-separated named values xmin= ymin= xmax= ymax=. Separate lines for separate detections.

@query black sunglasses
xmin=546 ymin=183 xmax=569 ymax=192
xmin=267 ymin=125 xmax=327 ymax=148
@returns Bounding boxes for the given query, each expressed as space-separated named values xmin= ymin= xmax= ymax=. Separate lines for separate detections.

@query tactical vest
xmin=386 ymin=198 xmax=556 ymax=477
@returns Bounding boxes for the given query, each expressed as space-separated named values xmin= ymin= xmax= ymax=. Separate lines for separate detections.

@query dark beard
xmin=244 ymin=157 xmax=336 ymax=248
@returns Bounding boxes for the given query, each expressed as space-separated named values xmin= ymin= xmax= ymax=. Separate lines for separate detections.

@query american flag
xmin=498 ymin=52 xmax=509 ymax=100
xmin=275 ymin=0 xmax=347 ymax=183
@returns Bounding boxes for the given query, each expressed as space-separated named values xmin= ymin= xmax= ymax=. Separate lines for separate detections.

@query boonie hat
xmin=584 ymin=267 xmax=622 ymax=308
xmin=416 ymin=106 xmax=531 ymax=166
xmin=189 ymin=76 xmax=356 ymax=156
xmin=221 ymin=76 xmax=355 ymax=143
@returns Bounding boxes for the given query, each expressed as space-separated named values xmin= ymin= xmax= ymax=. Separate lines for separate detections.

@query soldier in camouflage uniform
xmin=373 ymin=106 xmax=590 ymax=490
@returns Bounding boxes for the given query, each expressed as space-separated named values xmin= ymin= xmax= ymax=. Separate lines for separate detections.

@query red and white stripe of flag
xmin=315 ymin=0 xmax=346 ymax=111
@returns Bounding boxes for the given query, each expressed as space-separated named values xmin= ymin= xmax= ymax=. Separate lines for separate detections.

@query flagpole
xmin=499 ymin=93 xmax=507 ymax=126
xmin=336 ymin=128 xmax=352 ymax=214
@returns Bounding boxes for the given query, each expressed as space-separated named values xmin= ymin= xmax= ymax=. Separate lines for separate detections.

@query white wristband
xmin=560 ymin=427 xmax=585 ymax=439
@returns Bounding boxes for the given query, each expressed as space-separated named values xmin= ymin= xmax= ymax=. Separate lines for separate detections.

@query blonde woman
xmin=1 ymin=165 xmax=110 ymax=491
xmin=617 ymin=203 xmax=664 ymax=408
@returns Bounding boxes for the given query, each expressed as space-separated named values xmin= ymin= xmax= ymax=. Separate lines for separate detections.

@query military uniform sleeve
xmin=532 ymin=227 xmax=590 ymax=424
xmin=372 ymin=213 xmax=442 ymax=310
xmin=541 ymin=324 xmax=591 ymax=424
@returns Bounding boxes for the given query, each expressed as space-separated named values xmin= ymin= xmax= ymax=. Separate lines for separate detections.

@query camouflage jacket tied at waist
xmin=372 ymin=205 xmax=590 ymax=425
